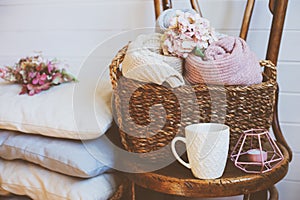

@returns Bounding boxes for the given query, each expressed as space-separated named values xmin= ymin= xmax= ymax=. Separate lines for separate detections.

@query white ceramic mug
xmin=171 ymin=123 xmax=230 ymax=179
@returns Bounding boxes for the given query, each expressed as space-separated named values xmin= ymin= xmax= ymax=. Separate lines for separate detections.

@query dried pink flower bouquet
xmin=161 ymin=10 xmax=218 ymax=58
xmin=0 ymin=55 xmax=77 ymax=96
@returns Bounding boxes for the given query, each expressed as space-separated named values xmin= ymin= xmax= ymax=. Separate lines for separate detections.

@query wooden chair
xmin=125 ymin=0 xmax=292 ymax=199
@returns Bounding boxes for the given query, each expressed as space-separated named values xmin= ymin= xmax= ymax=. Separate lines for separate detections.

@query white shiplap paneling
xmin=1 ymin=0 xmax=299 ymax=31
xmin=1 ymin=29 xmax=299 ymax=61
xmin=277 ymin=62 xmax=300 ymax=93
xmin=279 ymin=93 xmax=300 ymax=123
xmin=0 ymin=1 xmax=155 ymax=31
xmin=0 ymin=28 xmax=157 ymax=58
xmin=276 ymin=180 xmax=300 ymax=200
xmin=281 ymin=124 xmax=300 ymax=153
xmin=0 ymin=0 xmax=289 ymax=32
xmin=284 ymin=153 xmax=300 ymax=181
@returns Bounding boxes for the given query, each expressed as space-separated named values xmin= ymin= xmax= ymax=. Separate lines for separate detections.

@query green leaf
xmin=194 ymin=46 xmax=205 ymax=58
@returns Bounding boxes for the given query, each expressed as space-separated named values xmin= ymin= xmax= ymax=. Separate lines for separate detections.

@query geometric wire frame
xmin=230 ymin=129 xmax=284 ymax=173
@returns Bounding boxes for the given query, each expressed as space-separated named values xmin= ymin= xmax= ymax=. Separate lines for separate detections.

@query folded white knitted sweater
xmin=122 ymin=33 xmax=185 ymax=88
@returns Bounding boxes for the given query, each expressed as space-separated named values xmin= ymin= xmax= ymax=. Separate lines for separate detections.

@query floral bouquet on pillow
xmin=161 ymin=10 xmax=218 ymax=58
xmin=0 ymin=55 xmax=77 ymax=96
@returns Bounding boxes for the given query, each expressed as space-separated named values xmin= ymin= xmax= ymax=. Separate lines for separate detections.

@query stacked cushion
xmin=0 ymin=130 xmax=113 ymax=178
xmin=0 ymin=158 xmax=120 ymax=200
xmin=0 ymin=59 xmax=113 ymax=140
xmin=0 ymin=61 xmax=122 ymax=199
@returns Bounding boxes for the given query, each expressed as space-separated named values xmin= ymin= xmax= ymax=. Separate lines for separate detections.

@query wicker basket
xmin=110 ymin=45 xmax=277 ymax=161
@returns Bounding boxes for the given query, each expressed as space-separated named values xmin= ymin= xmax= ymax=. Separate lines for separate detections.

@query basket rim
xmin=110 ymin=45 xmax=277 ymax=92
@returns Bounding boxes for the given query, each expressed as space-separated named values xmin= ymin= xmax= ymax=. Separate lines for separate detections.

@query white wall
xmin=0 ymin=0 xmax=299 ymax=199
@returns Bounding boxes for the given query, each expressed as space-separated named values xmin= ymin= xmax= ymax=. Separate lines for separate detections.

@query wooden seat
xmin=127 ymin=143 xmax=289 ymax=199
xmin=125 ymin=0 xmax=292 ymax=200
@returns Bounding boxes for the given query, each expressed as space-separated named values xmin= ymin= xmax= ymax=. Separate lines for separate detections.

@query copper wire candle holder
xmin=230 ymin=129 xmax=283 ymax=173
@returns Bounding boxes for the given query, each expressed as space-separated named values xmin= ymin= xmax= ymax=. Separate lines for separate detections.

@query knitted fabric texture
xmin=184 ymin=36 xmax=263 ymax=85
xmin=155 ymin=8 xmax=197 ymax=34
xmin=122 ymin=33 xmax=185 ymax=88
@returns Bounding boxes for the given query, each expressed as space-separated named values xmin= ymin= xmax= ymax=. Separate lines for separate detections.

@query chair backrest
xmin=154 ymin=0 xmax=202 ymax=17
xmin=240 ymin=0 xmax=288 ymax=67
xmin=153 ymin=0 xmax=292 ymax=161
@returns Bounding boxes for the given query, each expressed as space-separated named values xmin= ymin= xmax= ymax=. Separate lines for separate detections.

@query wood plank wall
xmin=0 ymin=0 xmax=299 ymax=199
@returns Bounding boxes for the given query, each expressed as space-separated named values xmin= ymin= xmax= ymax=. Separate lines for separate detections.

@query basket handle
xmin=109 ymin=45 xmax=128 ymax=90
xmin=260 ymin=60 xmax=277 ymax=82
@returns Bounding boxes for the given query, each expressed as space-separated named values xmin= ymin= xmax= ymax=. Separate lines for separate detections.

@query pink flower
xmin=27 ymin=84 xmax=40 ymax=96
xmin=29 ymin=72 xmax=36 ymax=79
xmin=24 ymin=82 xmax=51 ymax=96
xmin=47 ymin=62 xmax=55 ymax=73
xmin=32 ymin=73 xmax=47 ymax=85
xmin=1 ymin=55 xmax=77 ymax=96
xmin=0 ymin=68 xmax=6 ymax=79
xmin=35 ymin=64 xmax=42 ymax=71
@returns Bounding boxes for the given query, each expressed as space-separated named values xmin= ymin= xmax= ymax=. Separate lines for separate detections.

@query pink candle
xmin=247 ymin=149 xmax=267 ymax=162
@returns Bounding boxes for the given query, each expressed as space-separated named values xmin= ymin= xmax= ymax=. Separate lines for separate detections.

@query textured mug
xmin=171 ymin=123 xmax=230 ymax=179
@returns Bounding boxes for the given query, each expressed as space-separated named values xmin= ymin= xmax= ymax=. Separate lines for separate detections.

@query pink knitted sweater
xmin=184 ymin=36 xmax=263 ymax=85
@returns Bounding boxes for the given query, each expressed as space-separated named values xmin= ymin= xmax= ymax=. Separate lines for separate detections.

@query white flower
xmin=161 ymin=10 xmax=218 ymax=58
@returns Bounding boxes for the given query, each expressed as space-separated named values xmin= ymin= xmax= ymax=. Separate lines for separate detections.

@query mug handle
xmin=171 ymin=137 xmax=191 ymax=169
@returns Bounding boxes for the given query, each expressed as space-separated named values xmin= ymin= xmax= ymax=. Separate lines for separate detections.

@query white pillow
xmin=0 ymin=158 xmax=121 ymax=200
xmin=0 ymin=130 xmax=114 ymax=178
xmin=0 ymin=61 xmax=112 ymax=140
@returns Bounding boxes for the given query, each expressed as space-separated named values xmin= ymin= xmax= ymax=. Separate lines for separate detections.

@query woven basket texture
xmin=110 ymin=45 xmax=277 ymax=161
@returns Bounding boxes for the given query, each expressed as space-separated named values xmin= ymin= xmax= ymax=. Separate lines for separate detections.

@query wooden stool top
xmin=126 ymin=143 xmax=289 ymax=198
